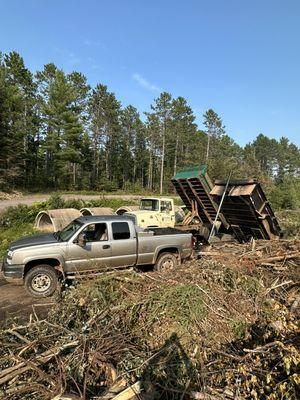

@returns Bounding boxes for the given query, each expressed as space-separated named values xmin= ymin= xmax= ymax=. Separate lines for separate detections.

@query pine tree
xmin=120 ymin=105 xmax=146 ymax=188
xmin=37 ymin=67 xmax=85 ymax=188
xmin=170 ymin=96 xmax=197 ymax=175
xmin=0 ymin=52 xmax=39 ymax=189
xmin=89 ymin=84 xmax=121 ymax=189
xmin=203 ymin=108 xmax=225 ymax=162
xmin=147 ymin=92 xmax=173 ymax=194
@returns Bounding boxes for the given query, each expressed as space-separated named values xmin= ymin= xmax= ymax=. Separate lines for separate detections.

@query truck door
xmin=66 ymin=222 xmax=112 ymax=272
xmin=109 ymin=221 xmax=137 ymax=267
xmin=160 ymin=200 xmax=175 ymax=227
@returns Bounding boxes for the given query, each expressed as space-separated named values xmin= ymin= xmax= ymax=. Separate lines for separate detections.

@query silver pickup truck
xmin=2 ymin=215 xmax=193 ymax=297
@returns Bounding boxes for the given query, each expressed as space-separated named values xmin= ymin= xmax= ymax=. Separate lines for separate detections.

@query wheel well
xmin=24 ymin=259 xmax=61 ymax=276
xmin=156 ymin=247 xmax=179 ymax=261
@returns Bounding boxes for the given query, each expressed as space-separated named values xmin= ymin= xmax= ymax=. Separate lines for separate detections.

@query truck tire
xmin=24 ymin=265 xmax=58 ymax=297
xmin=154 ymin=253 xmax=178 ymax=273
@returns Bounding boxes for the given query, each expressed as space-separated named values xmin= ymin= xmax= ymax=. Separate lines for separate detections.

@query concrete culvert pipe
xmin=115 ymin=205 xmax=140 ymax=215
xmin=35 ymin=208 xmax=82 ymax=232
xmin=80 ymin=207 xmax=114 ymax=216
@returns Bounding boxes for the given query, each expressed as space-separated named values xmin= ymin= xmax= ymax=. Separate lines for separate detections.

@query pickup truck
xmin=2 ymin=215 xmax=193 ymax=297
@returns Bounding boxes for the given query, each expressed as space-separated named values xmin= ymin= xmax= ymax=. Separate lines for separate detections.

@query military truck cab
xmin=127 ymin=197 xmax=176 ymax=228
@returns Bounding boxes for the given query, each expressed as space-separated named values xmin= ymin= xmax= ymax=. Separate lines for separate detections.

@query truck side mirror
xmin=76 ymin=233 xmax=86 ymax=247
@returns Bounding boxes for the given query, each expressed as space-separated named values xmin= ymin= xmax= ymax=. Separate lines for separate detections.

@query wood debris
xmin=0 ymin=239 xmax=299 ymax=399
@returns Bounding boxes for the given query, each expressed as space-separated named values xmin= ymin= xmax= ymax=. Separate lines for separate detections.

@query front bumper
xmin=2 ymin=257 xmax=25 ymax=285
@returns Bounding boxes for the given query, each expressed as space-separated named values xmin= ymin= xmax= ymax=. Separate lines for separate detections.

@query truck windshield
xmin=140 ymin=199 xmax=159 ymax=211
xmin=57 ymin=220 xmax=83 ymax=241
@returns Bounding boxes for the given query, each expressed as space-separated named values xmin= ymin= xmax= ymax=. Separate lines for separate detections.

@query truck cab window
xmin=81 ymin=223 xmax=108 ymax=242
xmin=161 ymin=201 xmax=172 ymax=212
xmin=140 ymin=199 xmax=159 ymax=211
xmin=112 ymin=222 xmax=130 ymax=240
xmin=58 ymin=220 xmax=83 ymax=241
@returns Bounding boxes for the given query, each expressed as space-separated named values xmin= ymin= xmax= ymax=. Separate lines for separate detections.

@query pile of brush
xmin=0 ymin=240 xmax=299 ymax=400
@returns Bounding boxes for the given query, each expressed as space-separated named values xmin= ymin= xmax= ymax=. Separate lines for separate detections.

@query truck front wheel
xmin=24 ymin=265 xmax=58 ymax=297
xmin=154 ymin=253 xmax=178 ymax=272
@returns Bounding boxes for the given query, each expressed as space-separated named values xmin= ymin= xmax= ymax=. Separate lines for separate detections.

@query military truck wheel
xmin=24 ymin=265 xmax=58 ymax=297
xmin=154 ymin=253 xmax=178 ymax=273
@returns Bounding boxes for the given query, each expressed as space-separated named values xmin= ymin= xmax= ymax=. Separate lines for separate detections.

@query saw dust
xmin=0 ymin=240 xmax=299 ymax=400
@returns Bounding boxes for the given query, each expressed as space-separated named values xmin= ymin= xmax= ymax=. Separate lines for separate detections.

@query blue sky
xmin=1 ymin=0 xmax=299 ymax=146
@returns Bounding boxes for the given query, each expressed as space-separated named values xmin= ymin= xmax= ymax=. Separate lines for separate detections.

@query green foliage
xmin=276 ymin=210 xmax=300 ymax=238
xmin=48 ymin=193 xmax=65 ymax=209
xmin=221 ymin=267 xmax=238 ymax=291
xmin=0 ymin=204 xmax=43 ymax=227
xmin=134 ymin=284 xmax=206 ymax=330
xmin=239 ymin=276 xmax=260 ymax=298
xmin=268 ymin=177 xmax=300 ymax=210
xmin=230 ymin=319 xmax=248 ymax=339
xmin=0 ymin=223 xmax=37 ymax=257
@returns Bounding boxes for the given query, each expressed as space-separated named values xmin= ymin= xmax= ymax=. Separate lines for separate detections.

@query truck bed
xmin=145 ymin=227 xmax=191 ymax=236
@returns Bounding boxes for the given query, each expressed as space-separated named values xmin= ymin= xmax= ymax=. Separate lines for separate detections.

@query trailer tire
xmin=24 ymin=265 xmax=58 ymax=298
xmin=154 ymin=253 xmax=178 ymax=273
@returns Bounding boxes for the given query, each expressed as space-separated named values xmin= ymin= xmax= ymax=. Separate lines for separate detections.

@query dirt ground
xmin=0 ymin=274 xmax=53 ymax=326
xmin=0 ymin=193 xmax=143 ymax=212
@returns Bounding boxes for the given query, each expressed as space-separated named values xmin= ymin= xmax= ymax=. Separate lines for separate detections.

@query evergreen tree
xmin=89 ymin=84 xmax=121 ymax=189
xmin=120 ymin=105 xmax=146 ymax=188
xmin=37 ymin=67 xmax=85 ymax=188
xmin=203 ymin=108 xmax=225 ymax=162
xmin=147 ymin=92 xmax=173 ymax=194
xmin=0 ymin=52 xmax=39 ymax=189
xmin=170 ymin=96 xmax=197 ymax=175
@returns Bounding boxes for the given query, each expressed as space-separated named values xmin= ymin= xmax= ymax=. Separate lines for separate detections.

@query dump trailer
xmin=210 ymin=179 xmax=282 ymax=241
xmin=171 ymin=166 xmax=230 ymax=240
xmin=171 ymin=166 xmax=281 ymax=243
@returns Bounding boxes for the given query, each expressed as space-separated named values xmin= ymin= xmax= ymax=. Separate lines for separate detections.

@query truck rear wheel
xmin=154 ymin=253 xmax=178 ymax=273
xmin=24 ymin=265 xmax=58 ymax=297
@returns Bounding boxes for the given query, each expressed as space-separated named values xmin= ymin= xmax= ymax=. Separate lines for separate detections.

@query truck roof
xmin=76 ymin=215 xmax=134 ymax=224
xmin=142 ymin=197 xmax=173 ymax=202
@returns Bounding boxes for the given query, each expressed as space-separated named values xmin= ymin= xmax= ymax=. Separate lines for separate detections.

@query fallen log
xmin=257 ymin=252 xmax=300 ymax=264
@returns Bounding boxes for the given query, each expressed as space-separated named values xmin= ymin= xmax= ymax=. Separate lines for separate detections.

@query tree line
xmin=0 ymin=51 xmax=299 ymax=208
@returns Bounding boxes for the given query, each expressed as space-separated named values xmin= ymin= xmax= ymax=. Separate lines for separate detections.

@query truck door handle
xmin=102 ymin=244 xmax=110 ymax=249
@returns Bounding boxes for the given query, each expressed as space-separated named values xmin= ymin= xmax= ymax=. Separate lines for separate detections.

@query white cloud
xmin=87 ymin=56 xmax=100 ymax=70
xmin=68 ymin=52 xmax=80 ymax=65
xmin=54 ymin=47 xmax=80 ymax=66
xmin=82 ymin=39 xmax=106 ymax=49
xmin=132 ymin=73 xmax=161 ymax=92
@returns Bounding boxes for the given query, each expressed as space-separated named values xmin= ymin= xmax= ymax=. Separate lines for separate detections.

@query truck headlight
xmin=7 ymin=250 xmax=13 ymax=259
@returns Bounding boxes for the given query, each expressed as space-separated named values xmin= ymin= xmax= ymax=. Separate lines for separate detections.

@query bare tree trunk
xmin=205 ymin=133 xmax=211 ymax=162
xmin=92 ymin=132 xmax=100 ymax=188
xmin=174 ymin=134 xmax=179 ymax=175
xmin=105 ymin=143 xmax=109 ymax=180
xmin=23 ymin=102 xmax=27 ymax=188
xmin=141 ymin=164 xmax=144 ymax=187
xmin=160 ymin=126 xmax=165 ymax=194
xmin=133 ymin=157 xmax=137 ymax=183
xmin=148 ymin=149 xmax=153 ymax=190
xmin=73 ymin=163 xmax=76 ymax=188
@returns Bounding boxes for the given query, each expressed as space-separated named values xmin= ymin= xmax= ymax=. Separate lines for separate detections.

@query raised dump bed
xmin=171 ymin=165 xmax=228 ymax=228
xmin=210 ymin=179 xmax=282 ymax=241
